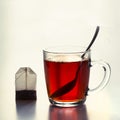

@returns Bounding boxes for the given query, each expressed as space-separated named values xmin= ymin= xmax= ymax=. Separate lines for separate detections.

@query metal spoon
xmin=50 ymin=26 xmax=100 ymax=98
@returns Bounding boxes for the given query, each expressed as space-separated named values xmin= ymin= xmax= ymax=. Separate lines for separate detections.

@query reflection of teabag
xmin=15 ymin=67 xmax=37 ymax=100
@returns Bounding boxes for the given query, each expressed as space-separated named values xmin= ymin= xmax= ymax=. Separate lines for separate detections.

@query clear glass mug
xmin=43 ymin=46 xmax=111 ymax=107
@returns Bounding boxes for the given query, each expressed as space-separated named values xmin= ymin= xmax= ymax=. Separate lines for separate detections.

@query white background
xmin=0 ymin=0 xmax=120 ymax=120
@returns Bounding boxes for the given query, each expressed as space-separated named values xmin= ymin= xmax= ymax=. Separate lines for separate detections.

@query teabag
xmin=15 ymin=67 xmax=37 ymax=100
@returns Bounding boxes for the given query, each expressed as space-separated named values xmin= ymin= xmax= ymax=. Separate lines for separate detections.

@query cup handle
xmin=88 ymin=60 xmax=111 ymax=94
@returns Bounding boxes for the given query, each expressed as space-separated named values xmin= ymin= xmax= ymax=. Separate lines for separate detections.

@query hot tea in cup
xmin=43 ymin=46 xmax=111 ymax=107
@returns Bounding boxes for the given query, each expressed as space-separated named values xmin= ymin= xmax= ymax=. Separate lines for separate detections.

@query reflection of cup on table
xmin=49 ymin=104 xmax=88 ymax=120
xmin=43 ymin=46 xmax=111 ymax=107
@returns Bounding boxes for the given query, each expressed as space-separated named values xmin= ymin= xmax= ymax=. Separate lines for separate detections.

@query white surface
xmin=0 ymin=0 xmax=120 ymax=119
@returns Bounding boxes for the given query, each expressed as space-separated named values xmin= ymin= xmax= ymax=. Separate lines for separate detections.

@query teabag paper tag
xmin=15 ymin=67 xmax=37 ymax=100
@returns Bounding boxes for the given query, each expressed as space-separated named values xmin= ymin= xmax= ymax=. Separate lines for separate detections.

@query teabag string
xmin=50 ymin=26 xmax=100 ymax=98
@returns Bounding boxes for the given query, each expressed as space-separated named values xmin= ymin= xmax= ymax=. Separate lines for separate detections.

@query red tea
xmin=44 ymin=60 xmax=90 ymax=102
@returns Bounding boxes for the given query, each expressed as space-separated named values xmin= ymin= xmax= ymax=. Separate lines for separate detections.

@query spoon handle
xmin=81 ymin=26 xmax=100 ymax=58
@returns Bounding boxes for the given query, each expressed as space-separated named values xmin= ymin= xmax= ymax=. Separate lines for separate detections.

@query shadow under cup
xmin=43 ymin=46 xmax=111 ymax=107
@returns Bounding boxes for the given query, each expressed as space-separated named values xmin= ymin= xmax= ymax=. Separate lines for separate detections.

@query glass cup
xmin=43 ymin=46 xmax=111 ymax=107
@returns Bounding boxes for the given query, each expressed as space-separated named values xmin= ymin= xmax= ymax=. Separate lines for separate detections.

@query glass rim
xmin=43 ymin=45 xmax=91 ymax=54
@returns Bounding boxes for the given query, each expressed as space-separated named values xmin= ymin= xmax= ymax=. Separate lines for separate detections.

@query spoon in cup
xmin=50 ymin=26 xmax=100 ymax=98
